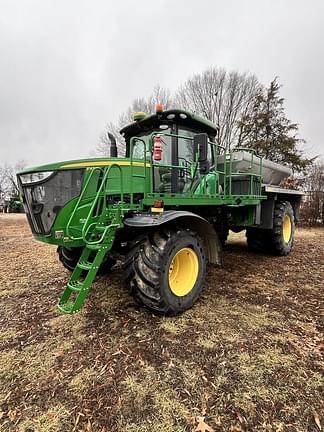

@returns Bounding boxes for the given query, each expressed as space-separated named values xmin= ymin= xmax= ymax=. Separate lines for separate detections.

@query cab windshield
xmin=130 ymin=127 xmax=213 ymax=194
xmin=131 ymin=127 xmax=171 ymax=160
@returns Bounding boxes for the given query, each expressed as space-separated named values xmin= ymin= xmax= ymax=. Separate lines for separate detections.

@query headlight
xmin=19 ymin=171 xmax=54 ymax=184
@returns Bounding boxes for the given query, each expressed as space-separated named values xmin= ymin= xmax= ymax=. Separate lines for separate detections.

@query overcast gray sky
xmin=0 ymin=0 xmax=323 ymax=167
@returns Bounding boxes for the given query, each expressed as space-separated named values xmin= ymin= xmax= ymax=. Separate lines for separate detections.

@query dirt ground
xmin=0 ymin=214 xmax=323 ymax=432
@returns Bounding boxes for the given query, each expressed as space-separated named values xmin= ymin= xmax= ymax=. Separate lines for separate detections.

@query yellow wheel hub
xmin=168 ymin=248 xmax=199 ymax=297
xmin=282 ymin=214 xmax=292 ymax=243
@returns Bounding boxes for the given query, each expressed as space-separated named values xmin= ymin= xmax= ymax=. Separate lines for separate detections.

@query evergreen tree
xmin=237 ymin=78 xmax=312 ymax=172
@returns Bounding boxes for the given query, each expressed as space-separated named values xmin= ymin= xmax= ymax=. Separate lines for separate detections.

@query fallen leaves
xmin=194 ymin=416 xmax=215 ymax=432
xmin=1 ymin=216 xmax=324 ymax=432
xmin=314 ymin=412 xmax=322 ymax=431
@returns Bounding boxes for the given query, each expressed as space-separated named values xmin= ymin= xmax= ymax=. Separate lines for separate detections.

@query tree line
xmin=0 ymin=161 xmax=25 ymax=212
xmin=98 ymin=67 xmax=313 ymax=173
xmin=299 ymin=160 xmax=324 ymax=226
xmin=1 ymin=66 xmax=322 ymax=223
xmin=97 ymin=66 xmax=323 ymax=225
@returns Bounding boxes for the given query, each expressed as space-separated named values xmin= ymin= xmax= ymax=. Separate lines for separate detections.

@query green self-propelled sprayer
xmin=17 ymin=107 xmax=303 ymax=315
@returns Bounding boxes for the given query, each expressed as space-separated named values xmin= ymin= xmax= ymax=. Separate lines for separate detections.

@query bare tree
xmin=97 ymin=85 xmax=172 ymax=156
xmin=0 ymin=160 xmax=27 ymax=207
xmin=0 ymin=166 xmax=9 ymax=205
xmin=174 ymin=67 xmax=263 ymax=150
xmin=97 ymin=121 xmax=124 ymax=157
xmin=300 ymin=160 xmax=324 ymax=225
xmin=8 ymin=160 xmax=26 ymax=195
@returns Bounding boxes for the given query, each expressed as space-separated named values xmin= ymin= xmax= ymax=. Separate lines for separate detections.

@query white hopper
xmin=216 ymin=151 xmax=292 ymax=186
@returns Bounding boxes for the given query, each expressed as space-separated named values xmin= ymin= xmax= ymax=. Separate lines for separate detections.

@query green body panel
xmin=25 ymin=161 xmax=150 ymax=246
xmin=22 ymin=152 xmax=266 ymax=248
xmin=18 ymin=157 xmax=142 ymax=174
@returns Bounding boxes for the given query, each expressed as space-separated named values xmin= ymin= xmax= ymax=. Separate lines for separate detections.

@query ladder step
xmin=67 ymin=281 xmax=84 ymax=292
xmin=86 ymin=243 xmax=102 ymax=251
xmin=77 ymin=260 xmax=93 ymax=270
xmin=58 ymin=302 xmax=75 ymax=314
xmin=57 ymin=215 xmax=121 ymax=314
xmin=95 ymin=226 xmax=106 ymax=232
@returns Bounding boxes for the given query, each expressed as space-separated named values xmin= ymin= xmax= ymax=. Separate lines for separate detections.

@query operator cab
xmin=120 ymin=108 xmax=219 ymax=194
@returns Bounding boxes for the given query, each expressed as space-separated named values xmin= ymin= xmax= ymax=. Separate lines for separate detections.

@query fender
xmin=124 ymin=210 xmax=222 ymax=265
xmin=259 ymin=186 xmax=304 ymax=228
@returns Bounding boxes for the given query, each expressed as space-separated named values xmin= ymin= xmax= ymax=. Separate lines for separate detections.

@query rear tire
xmin=57 ymin=246 xmax=116 ymax=273
xmin=128 ymin=228 xmax=207 ymax=315
xmin=270 ymin=200 xmax=295 ymax=255
xmin=246 ymin=201 xmax=295 ymax=256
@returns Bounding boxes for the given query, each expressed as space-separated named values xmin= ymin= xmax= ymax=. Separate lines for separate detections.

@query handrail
xmin=106 ymin=163 xmax=124 ymax=204
xmin=127 ymin=130 xmax=264 ymax=200
xmin=66 ymin=163 xmax=124 ymax=243
xmin=142 ymin=131 xmax=226 ymax=197
xmin=150 ymin=132 xmax=198 ymax=195
xmin=79 ymin=167 xmax=111 ymax=241
xmin=223 ymin=148 xmax=263 ymax=198
xmin=66 ymin=167 xmax=103 ymax=238
xmin=81 ymin=163 xmax=124 ymax=243
xmin=234 ymin=147 xmax=261 ymax=158
xmin=84 ymin=222 xmax=120 ymax=245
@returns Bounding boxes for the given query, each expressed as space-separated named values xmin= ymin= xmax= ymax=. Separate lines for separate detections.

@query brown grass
xmin=0 ymin=214 xmax=323 ymax=431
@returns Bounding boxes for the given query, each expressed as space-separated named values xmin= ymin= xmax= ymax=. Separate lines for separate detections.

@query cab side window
xmin=178 ymin=128 xmax=213 ymax=165
xmin=178 ymin=129 xmax=195 ymax=165
xmin=178 ymin=128 xmax=213 ymax=192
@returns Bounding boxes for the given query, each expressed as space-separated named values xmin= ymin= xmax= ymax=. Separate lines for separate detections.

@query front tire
xmin=57 ymin=246 xmax=83 ymax=272
xmin=129 ymin=228 xmax=207 ymax=315
xmin=57 ymin=246 xmax=116 ymax=273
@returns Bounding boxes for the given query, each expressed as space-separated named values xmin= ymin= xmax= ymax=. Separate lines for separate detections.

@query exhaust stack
xmin=108 ymin=132 xmax=118 ymax=157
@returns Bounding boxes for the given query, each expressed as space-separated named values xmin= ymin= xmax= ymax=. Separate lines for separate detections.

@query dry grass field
xmin=0 ymin=214 xmax=323 ymax=432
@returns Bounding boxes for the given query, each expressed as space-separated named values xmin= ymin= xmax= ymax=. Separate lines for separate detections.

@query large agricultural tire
xmin=57 ymin=246 xmax=82 ymax=271
xmin=127 ymin=228 xmax=207 ymax=315
xmin=57 ymin=246 xmax=116 ymax=273
xmin=246 ymin=201 xmax=295 ymax=256
xmin=269 ymin=200 xmax=295 ymax=256
xmin=123 ymin=235 xmax=147 ymax=284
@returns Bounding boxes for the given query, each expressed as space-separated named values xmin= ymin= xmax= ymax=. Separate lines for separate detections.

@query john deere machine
xmin=17 ymin=107 xmax=303 ymax=315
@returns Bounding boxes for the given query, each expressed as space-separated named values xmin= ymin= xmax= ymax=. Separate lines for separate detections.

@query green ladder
xmin=59 ymin=163 xmax=124 ymax=314
xmin=58 ymin=220 xmax=119 ymax=314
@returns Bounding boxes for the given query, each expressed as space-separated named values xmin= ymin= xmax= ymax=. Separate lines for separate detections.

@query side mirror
xmin=193 ymin=133 xmax=208 ymax=162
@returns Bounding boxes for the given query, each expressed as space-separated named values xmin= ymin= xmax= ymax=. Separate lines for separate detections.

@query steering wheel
xmin=178 ymin=157 xmax=191 ymax=178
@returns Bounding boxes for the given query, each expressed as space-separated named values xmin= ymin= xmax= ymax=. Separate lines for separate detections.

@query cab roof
xmin=120 ymin=109 xmax=218 ymax=138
